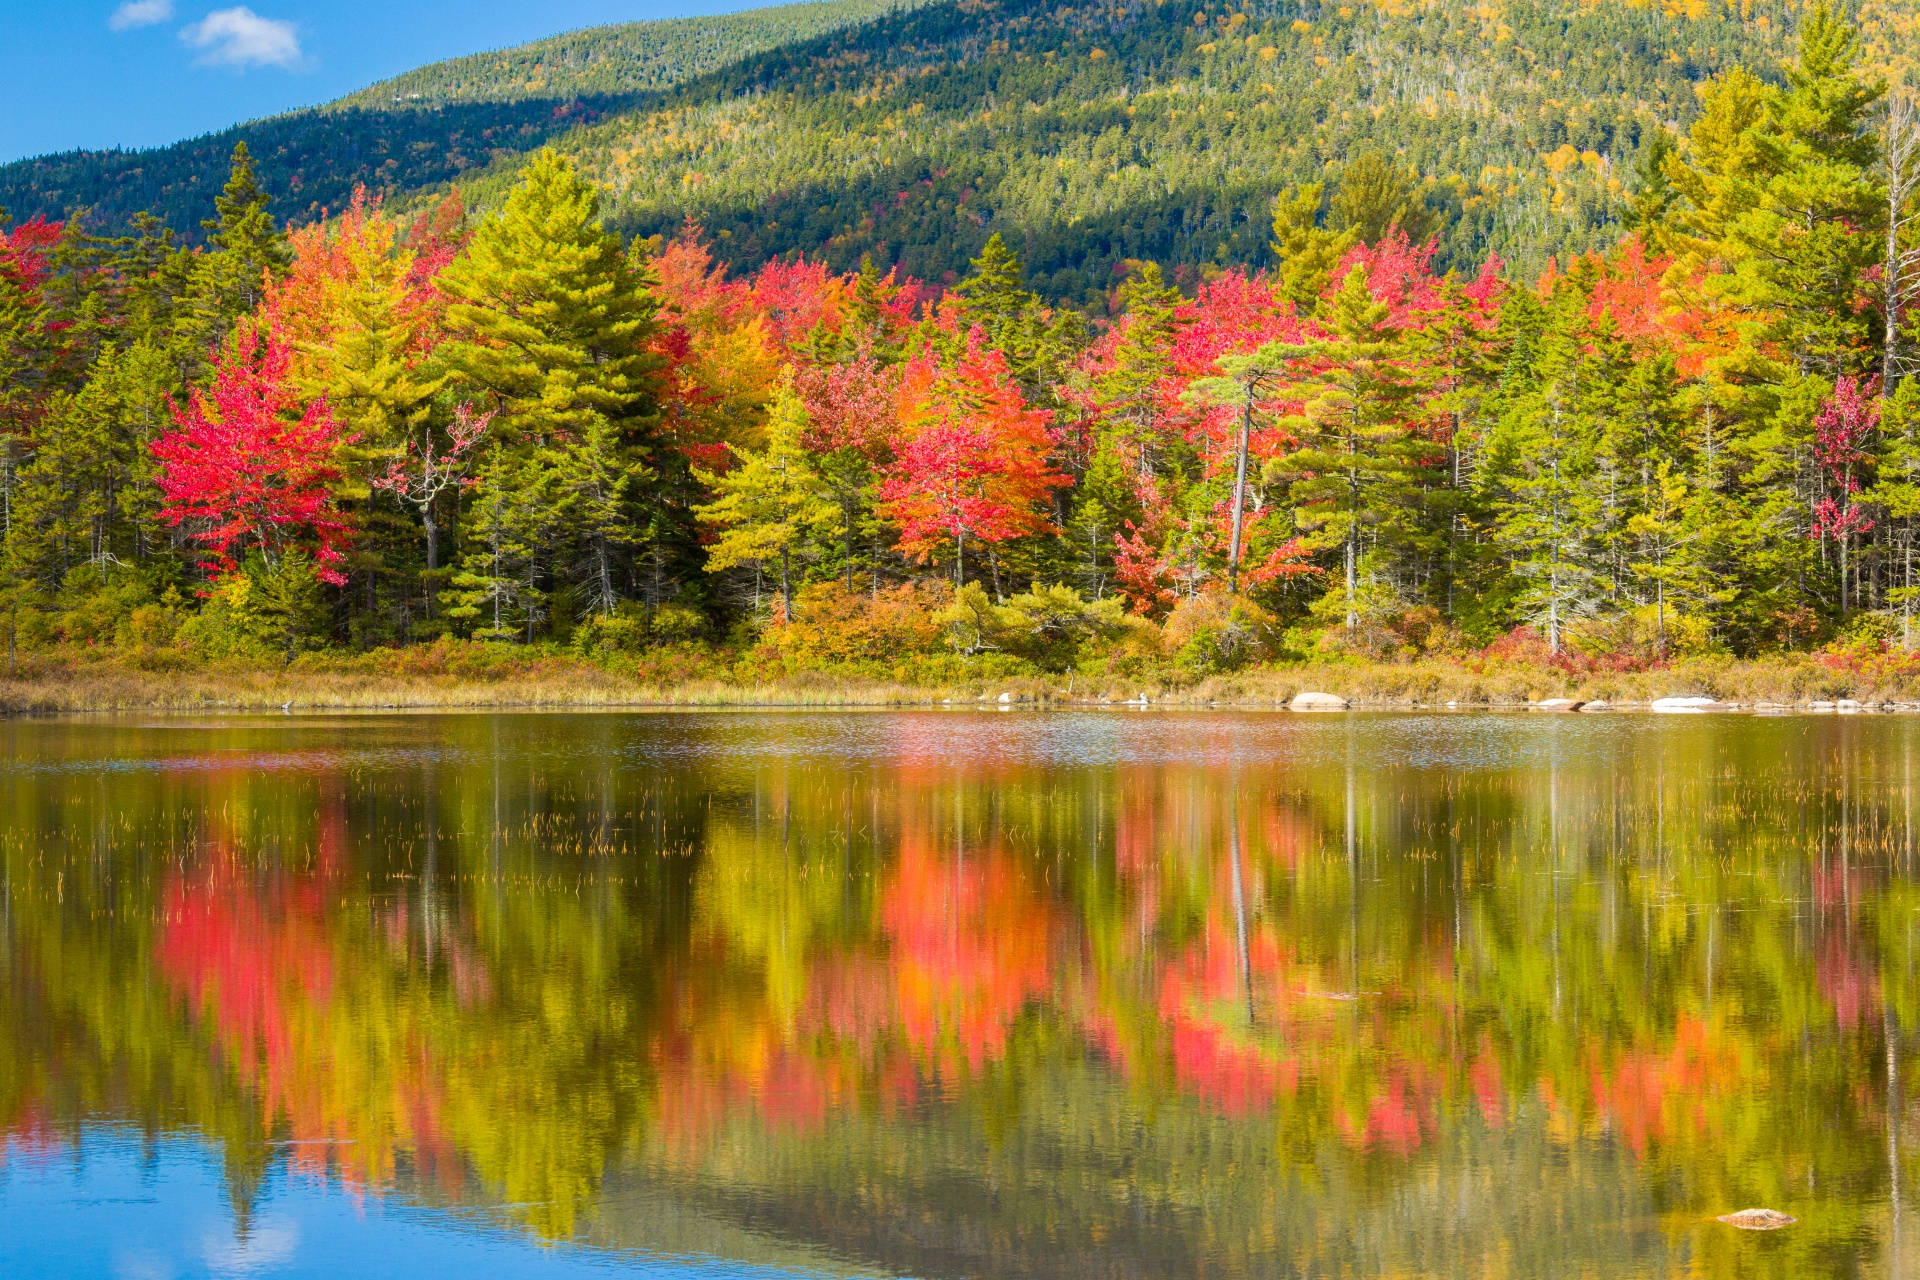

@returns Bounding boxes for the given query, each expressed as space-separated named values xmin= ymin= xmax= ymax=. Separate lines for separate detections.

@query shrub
xmin=1566 ymin=605 xmax=1713 ymax=666
xmin=1164 ymin=592 xmax=1276 ymax=675
xmin=1817 ymin=638 xmax=1920 ymax=683
xmin=763 ymin=581 xmax=950 ymax=672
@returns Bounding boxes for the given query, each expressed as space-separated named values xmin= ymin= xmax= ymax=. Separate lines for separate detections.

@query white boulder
xmin=1290 ymin=691 xmax=1349 ymax=711
xmin=1651 ymin=696 xmax=1722 ymax=713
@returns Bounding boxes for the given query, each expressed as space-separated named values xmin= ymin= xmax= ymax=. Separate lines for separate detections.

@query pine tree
xmin=1266 ymin=264 xmax=1436 ymax=635
xmin=445 ymin=445 xmax=548 ymax=642
xmin=1269 ymin=184 xmax=1355 ymax=314
xmin=437 ymin=150 xmax=660 ymax=449
xmin=945 ymin=233 xmax=1084 ymax=397
xmin=694 ymin=387 xmax=835 ymax=618
xmin=551 ymin=414 xmax=655 ymax=618
xmin=438 ymin=150 xmax=664 ymax=621
xmin=182 ymin=144 xmax=290 ymax=357
xmin=1483 ymin=285 xmax=1605 ymax=652
xmin=9 ymin=342 xmax=171 ymax=588
xmin=1329 ymin=152 xmax=1441 ymax=246
xmin=1665 ymin=2 xmax=1885 ymax=378
xmin=1627 ymin=458 xmax=1718 ymax=654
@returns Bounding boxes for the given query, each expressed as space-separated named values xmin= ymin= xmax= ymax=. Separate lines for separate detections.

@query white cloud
xmin=109 ymin=0 xmax=175 ymax=30
xmin=201 ymin=1218 xmax=297 ymax=1275
xmin=179 ymin=7 xmax=303 ymax=69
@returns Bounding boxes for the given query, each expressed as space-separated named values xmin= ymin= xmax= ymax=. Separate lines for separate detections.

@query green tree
xmin=1330 ymin=151 xmax=1441 ymax=246
xmin=1665 ymin=2 xmax=1885 ymax=377
xmin=1483 ymin=286 xmax=1605 ymax=652
xmin=694 ymin=388 xmax=835 ymax=619
xmin=945 ymin=233 xmax=1084 ymax=397
xmin=445 ymin=446 xmax=549 ymax=642
xmin=182 ymin=144 xmax=290 ymax=355
xmin=1265 ymin=264 xmax=1436 ymax=633
xmin=8 ymin=342 xmax=170 ymax=588
xmin=437 ymin=150 xmax=660 ymax=450
xmin=1269 ymin=183 xmax=1355 ymax=314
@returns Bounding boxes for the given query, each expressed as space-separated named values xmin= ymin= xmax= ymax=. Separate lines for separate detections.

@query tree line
xmin=0 ymin=1 xmax=1914 ymax=675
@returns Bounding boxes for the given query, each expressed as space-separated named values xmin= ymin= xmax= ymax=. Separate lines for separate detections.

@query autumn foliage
xmin=152 ymin=325 xmax=356 ymax=584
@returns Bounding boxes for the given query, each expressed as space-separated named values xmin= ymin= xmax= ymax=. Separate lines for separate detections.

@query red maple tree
xmin=1812 ymin=375 xmax=1879 ymax=544
xmin=879 ymin=337 xmax=1063 ymax=583
xmin=152 ymin=325 xmax=356 ymax=584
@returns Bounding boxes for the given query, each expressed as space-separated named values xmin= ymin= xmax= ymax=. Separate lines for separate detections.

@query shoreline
xmin=5 ymin=648 xmax=1920 ymax=717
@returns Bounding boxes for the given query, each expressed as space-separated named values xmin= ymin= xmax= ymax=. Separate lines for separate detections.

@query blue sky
xmin=0 ymin=1 xmax=778 ymax=164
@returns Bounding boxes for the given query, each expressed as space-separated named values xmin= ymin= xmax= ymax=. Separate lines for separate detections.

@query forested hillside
xmin=0 ymin=0 xmax=1825 ymax=295
xmin=0 ymin=1 xmax=1916 ymax=697
xmin=0 ymin=0 xmax=923 ymax=242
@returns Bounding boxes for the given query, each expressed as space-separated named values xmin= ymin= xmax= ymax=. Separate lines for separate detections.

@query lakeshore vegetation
xmin=2 ymin=1 xmax=1920 ymax=707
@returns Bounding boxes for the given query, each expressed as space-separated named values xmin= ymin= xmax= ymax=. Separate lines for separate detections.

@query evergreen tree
xmin=1483 ymin=287 xmax=1605 ymax=653
xmin=1665 ymin=2 xmax=1885 ymax=378
xmin=182 ymin=144 xmax=290 ymax=356
xmin=445 ymin=445 xmax=549 ymax=642
xmin=438 ymin=150 xmax=660 ymax=450
xmin=9 ymin=342 xmax=170 ymax=588
xmin=437 ymin=150 xmax=665 ymax=624
xmin=945 ymin=233 xmax=1084 ymax=397
xmin=552 ymin=414 xmax=655 ymax=618
xmin=1330 ymin=152 xmax=1442 ymax=246
xmin=693 ymin=388 xmax=835 ymax=618
xmin=1267 ymin=263 xmax=1437 ymax=633
xmin=1269 ymin=184 xmax=1354 ymax=316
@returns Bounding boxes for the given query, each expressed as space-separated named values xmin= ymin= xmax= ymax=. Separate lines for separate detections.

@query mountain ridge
xmin=0 ymin=0 xmax=1829 ymax=299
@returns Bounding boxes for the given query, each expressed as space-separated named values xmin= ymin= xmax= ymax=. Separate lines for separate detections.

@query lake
xmin=0 ymin=709 xmax=1911 ymax=1278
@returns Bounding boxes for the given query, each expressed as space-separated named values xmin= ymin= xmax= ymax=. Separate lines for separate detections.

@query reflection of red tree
xmin=651 ymin=945 xmax=891 ymax=1154
xmin=1816 ymin=930 xmax=1881 ymax=1032
xmin=156 ymin=852 xmax=337 ymax=1102
xmin=1469 ymin=1039 xmax=1505 ymax=1129
xmin=881 ymin=835 xmax=1054 ymax=1076
xmin=149 ymin=783 xmax=456 ymax=1193
xmin=1156 ymin=917 xmax=1295 ymax=1115
xmin=1584 ymin=1014 xmax=1739 ymax=1158
xmin=2 ymin=1105 xmax=63 ymax=1167
xmin=1336 ymin=1065 xmax=1435 ymax=1155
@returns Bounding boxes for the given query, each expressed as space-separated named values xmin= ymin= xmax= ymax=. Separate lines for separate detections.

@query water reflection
xmin=1 ymin=711 xmax=1916 ymax=1278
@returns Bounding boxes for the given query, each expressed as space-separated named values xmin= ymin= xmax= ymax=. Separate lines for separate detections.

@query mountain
xmin=0 ymin=0 xmax=925 ymax=239
xmin=0 ymin=0 xmax=1807 ymax=300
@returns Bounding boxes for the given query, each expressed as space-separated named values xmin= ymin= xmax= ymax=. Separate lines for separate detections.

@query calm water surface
xmin=1 ymin=710 xmax=1914 ymax=1278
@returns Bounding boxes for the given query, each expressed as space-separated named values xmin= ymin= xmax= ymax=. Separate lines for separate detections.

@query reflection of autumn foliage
xmin=156 ymin=854 xmax=337 ymax=1102
xmin=1582 ymin=1015 xmax=1745 ymax=1159
xmin=1817 ymin=931 xmax=1882 ymax=1032
xmin=882 ymin=832 xmax=1055 ymax=1075
xmin=1156 ymin=918 xmax=1295 ymax=1115
xmin=152 ymin=852 xmax=463 ymax=1196
xmin=12 ymin=736 xmax=1915 ymax=1272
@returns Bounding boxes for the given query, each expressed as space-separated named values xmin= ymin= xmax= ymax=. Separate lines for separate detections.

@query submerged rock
xmin=1290 ymin=691 xmax=1349 ymax=711
xmin=1716 ymin=1209 xmax=1796 ymax=1230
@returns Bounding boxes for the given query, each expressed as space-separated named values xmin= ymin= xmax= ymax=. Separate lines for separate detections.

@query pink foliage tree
xmin=1811 ymin=375 xmax=1880 ymax=612
xmin=152 ymin=326 xmax=357 ymax=585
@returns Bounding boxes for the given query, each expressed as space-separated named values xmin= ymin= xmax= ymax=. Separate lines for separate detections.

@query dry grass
xmin=0 ymin=649 xmax=938 ymax=716
xmin=1156 ymin=654 xmax=1917 ymax=707
xmin=1 ymin=646 xmax=1911 ymax=716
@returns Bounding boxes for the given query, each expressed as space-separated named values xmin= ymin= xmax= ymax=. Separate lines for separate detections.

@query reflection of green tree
xmin=3 ymin=714 xmax=1920 ymax=1277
